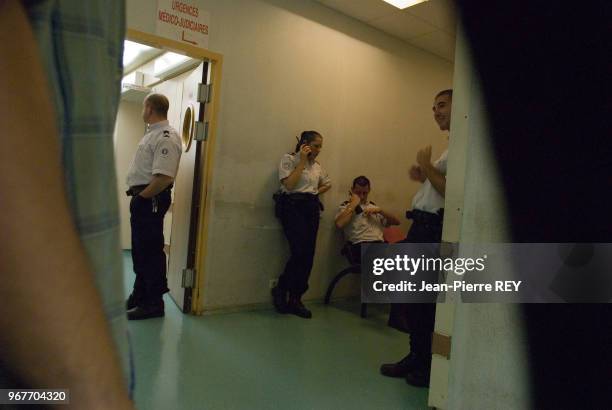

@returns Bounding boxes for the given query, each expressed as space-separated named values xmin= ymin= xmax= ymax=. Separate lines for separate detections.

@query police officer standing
xmin=125 ymin=94 xmax=182 ymax=320
xmin=272 ymin=131 xmax=331 ymax=318
xmin=380 ymin=89 xmax=452 ymax=387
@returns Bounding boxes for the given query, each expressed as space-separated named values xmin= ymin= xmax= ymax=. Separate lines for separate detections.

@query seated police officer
xmin=335 ymin=176 xmax=400 ymax=262
xmin=125 ymin=93 xmax=182 ymax=320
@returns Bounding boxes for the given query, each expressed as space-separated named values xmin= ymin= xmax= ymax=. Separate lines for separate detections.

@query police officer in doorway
xmin=272 ymin=131 xmax=331 ymax=318
xmin=380 ymin=89 xmax=452 ymax=387
xmin=125 ymin=93 xmax=182 ymax=320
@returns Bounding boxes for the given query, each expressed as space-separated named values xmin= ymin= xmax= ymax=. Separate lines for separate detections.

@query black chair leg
xmin=324 ymin=265 xmax=360 ymax=304
xmin=360 ymin=303 xmax=367 ymax=318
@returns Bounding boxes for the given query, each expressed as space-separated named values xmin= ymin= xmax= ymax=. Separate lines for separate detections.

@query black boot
xmin=271 ymin=286 xmax=288 ymax=313
xmin=404 ymin=330 xmax=432 ymax=387
xmin=127 ymin=301 xmax=164 ymax=320
xmin=126 ymin=293 xmax=138 ymax=310
xmin=286 ymin=296 xmax=312 ymax=319
xmin=380 ymin=354 xmax=417 ymax=378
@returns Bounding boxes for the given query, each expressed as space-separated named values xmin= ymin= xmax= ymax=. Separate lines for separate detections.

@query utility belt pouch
xmin=272 ymin=190 xmax=284 ymax=218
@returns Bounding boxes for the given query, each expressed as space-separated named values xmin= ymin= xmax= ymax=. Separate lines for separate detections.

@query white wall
xmin=127 ymin=0 xmax=454 ymax=310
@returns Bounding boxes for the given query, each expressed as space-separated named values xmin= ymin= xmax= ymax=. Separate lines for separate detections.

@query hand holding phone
xmin=299 ymin=144 xmax=312 ymax=161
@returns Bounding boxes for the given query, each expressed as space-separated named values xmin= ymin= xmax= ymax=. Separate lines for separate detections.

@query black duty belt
xmin=286 ymin=193 xmax=318 ymax=201
xmin=280 ymin=192 xmax=324 ymax=211
xmin=126 ymin=184 xmax=173 ymax=197
xmin=126 ymin=185 xmax=147 ymax=196
xmin=406 ymin=208 xmax=444 ymax=225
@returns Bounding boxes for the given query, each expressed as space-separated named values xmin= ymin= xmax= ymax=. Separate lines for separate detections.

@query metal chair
xmin=324 ymin=242 xmax=367 ymax=317
xmin=324 ymin=227 xmax=405 ymax=318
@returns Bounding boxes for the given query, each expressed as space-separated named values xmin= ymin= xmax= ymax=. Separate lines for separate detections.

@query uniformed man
xmin=380 ymin=89 xmax=451 ymax=387
xmin=335 ymin=176 xmax=400 ymax=263
xmin=125 ymin=93 xmax=182 ymax=320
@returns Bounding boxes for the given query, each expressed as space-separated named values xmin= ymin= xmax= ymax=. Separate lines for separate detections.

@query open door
xmin=428 ymin=24 xmax=526 ymax=409
xmin=427 ymin=25 xmax=470 ymax=409
xmin=167 ymin=61 xmax=209 ymax=312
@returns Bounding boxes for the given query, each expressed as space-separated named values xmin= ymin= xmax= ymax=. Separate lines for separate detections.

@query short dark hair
xmin=435 ymin=89 xmax=453 ymax=100
xmin=352 ymin=175 xmax=370 ymax=188
xmin=145 ymin=93 xmax=169 ymax=117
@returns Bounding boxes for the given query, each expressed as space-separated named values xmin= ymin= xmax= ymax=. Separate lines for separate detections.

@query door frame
xmin=125 ymin=29 xmax=223 ymax=314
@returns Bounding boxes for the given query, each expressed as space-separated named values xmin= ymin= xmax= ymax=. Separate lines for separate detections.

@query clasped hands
xmin=409 ymin=145 xmax=432 ymax=182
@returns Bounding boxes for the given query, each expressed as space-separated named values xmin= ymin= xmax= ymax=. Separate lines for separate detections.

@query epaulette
xmin=341 ymin=201 xmax=349 ymax=206
xmin=369 ymin=201 xmax=376 ymax=206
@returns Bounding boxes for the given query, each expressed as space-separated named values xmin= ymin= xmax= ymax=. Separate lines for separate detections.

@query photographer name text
xmin=373 ymin=280 xmax=522 ymax=293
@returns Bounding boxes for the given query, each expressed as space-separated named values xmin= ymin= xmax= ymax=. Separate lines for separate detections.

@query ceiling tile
xmin=406 ymin=0 xmax=457 ymax=34
xmin=314 ymin=0 xmax=456 ymax=62
xmin=368 ymin=10 xmax=437 ymax=40
xmin=408 ymin=30 xmax=456 ymax=61
xmin=316 ymin=0 xmax=397 ymax=22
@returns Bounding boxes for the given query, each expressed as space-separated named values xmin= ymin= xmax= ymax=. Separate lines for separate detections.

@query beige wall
xmin=127 ymin=0 xmax=454 ymax=310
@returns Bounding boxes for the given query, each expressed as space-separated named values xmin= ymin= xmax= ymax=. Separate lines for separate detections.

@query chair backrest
xmin=383 ymin=226 xmax=405 ymax=244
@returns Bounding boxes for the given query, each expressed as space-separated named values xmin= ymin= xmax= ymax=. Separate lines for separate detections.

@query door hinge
xmin=182 ymin=268 xmax=195 ymax=288
xmin=197 ymin=83 xmax=212 ymax=103
xmin=194 ymin=121 xmax=209 ymax=141
xmin=432 ymin=332 xmax=452 ymax=359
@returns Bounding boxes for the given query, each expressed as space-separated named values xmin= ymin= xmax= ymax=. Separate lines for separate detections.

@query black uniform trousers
xmin=129 ymin=189 xmax=172 ymax=307
xmin=278 ymin=194 xmax=321 ymax=297
xmin=388 ymin=209 xmax=443 ymax=371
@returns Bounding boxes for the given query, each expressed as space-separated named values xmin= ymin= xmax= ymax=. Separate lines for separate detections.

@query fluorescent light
xmin=153 ymin=52 xmax=191 ymax=77
xmin=382 ymin=0 xmax=428 ymax=9
xmin=123 ymin=40 xmax=153 ymax=67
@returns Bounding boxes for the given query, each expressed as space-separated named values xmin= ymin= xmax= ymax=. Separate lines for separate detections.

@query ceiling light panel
xmin=381 ymin=0 xmax=428 ymax=10
xmin=123 ymin=40 xmax=154 ymax=67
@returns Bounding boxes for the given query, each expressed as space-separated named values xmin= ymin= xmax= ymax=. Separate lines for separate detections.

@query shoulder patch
xmin=369 ymin=201 xmax=376 ymax=206
xmin=341 ymin=201 xmax=349 ymax=206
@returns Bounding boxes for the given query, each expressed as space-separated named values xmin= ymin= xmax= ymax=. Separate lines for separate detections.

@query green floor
xmin=123 ymin=252 xmax=429 ymax=410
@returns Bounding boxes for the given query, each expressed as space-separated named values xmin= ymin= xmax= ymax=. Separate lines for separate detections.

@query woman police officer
xmin=272 ymin=131 xmax=331 ymax=318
